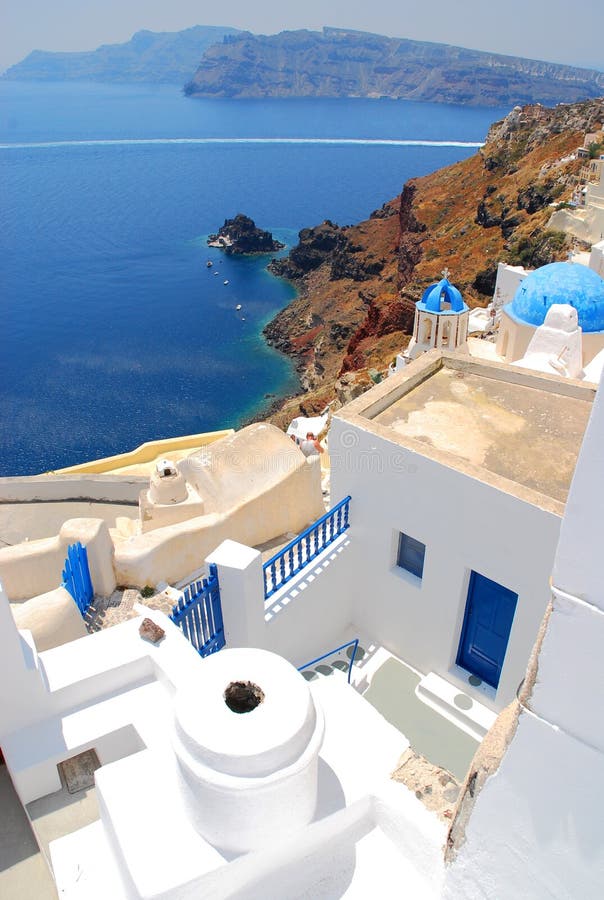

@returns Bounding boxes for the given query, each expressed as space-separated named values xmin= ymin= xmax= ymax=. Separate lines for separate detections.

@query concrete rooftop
xmin=341 ymin=351 xmax=596 ymax=509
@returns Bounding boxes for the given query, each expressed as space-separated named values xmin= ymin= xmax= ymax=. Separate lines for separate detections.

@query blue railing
xmin=170 ymin=563 xmax=225 ymax=658
xmin=263 ymin=495 xmax=351 ymax=599
xmin=297 ymin=638 xmax=359 ymax=684
xmin=62 ymin=542 xmax=94 ymax=617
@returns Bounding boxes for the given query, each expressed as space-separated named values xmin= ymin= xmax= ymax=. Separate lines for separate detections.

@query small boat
xmin=214 ymin=271 xmax=219 ymax=276
xmin=224 ymin=280 xmax=229 ymax=285
xmin=206 ymin=261 xmax=213 ymax=268
xmin=235 ymin=304 xmax=242 ymax=311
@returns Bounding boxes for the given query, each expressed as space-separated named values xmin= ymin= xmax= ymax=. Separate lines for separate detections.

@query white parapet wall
xmin=493 ymin=262 xmax=527 ymax=307
xmin=52 ymin=429 xmax=235 ymax=475
xmin=206 ymin=532 xmax=355 ymax=670
xmin=0 ymin=474 xmax=145 ymax=544
xmin=0 ymin=473 xmax=146 ymax=504
xmin=261 ymin=532 xmax=355 ymax=666
xmin=10 ymin=586 xmax=88 ymax=652
xmin=0 ymin=517 xmax=116 ymax=601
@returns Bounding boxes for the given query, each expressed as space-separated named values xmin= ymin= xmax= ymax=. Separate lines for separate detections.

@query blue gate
xmin=170 ymin=563 xmax=225 ymax=657
xmin=457 ymin=571 xmax=518 ymax=689
xmin=62 ymin=542 xmax=94 ymax=618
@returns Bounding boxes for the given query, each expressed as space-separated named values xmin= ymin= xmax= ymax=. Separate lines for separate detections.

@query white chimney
xmin=172 ymin=648 xmax=325 ymax=853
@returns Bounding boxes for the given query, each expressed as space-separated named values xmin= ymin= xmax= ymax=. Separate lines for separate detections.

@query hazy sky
xmin=2 ymin=0 xmax=603 ymax=73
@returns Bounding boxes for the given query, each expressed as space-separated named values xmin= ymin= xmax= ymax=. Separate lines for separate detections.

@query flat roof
xmin=338 ymin=352 xmax=596 ymax=511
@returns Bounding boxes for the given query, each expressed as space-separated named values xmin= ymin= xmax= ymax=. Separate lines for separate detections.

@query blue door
xmin=457 ymin=572 xmax=518 ymax=689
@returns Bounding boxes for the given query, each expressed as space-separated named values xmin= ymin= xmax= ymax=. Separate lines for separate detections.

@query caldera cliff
xmin=260 ymin=97 xmax=604 ymax=427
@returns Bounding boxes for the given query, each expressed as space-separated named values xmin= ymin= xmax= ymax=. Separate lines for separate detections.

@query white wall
xmin=0 ymin=474 xmax=144 ymax=544
xmin=0 ymin=584 xmax=50 ymax=737
xmin=0 ymin=501 xmax=139 ymax=545
xmin=493 ymin=262 xmax=527 ymax=307
xmin=206 ymin=535 xmax=355 ymax=671
xmin=11 ymin=586 xmax=88 ymax=652
xmin=262 ymin=534 xmax=355 ymax=667
xmin=443 ymin=708 xmax=604 ymax=899
xmin=0 ymin=518 xmax=116 ymax=601
xmin=590 ymin=240 xmax=604 ymax=278
xmin=553 ymin=368 xmax=604 ymax=612
xmin=496 ymin=309 xmax=534 ymax=362
xmin=443 ymin=373 xmax=604 ymax=899
xmin=0 ymin=474 xmax=146 ymax=504
xmin=328 ymin=417 xmax=562 ymax=711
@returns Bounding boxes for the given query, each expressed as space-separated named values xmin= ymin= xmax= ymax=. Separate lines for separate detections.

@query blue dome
xmin=417 ymin=278 xmax=468 ymax=314
xmin=508 ymin=262 xmax=604 ymax=333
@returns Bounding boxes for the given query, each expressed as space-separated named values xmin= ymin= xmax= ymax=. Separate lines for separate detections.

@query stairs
xmin=415 ymin=672 xmax=496 ymax=741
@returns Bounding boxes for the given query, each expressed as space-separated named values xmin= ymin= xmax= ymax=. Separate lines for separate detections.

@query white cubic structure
xmin=330 ymin=351 xmax=595 ymax=713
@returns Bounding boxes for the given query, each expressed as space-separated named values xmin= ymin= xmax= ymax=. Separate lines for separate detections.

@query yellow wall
xmin=51 ymin=430 xmax=235 ymax=476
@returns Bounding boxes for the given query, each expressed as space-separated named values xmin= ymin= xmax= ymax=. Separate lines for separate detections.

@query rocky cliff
xmin=261 ymin=97 xmax=604 ymax=427
xmin=186 ymin=28 xmax=604 ymax=107
xmin=2 ymin=26 xmax=239 ymax=83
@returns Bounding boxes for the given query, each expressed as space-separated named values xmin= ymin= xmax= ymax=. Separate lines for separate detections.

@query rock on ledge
xmin=207 ymin=214 xmax=284 ymax=254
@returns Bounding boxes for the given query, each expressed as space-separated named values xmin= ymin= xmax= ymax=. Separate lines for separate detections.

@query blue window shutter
xmin=397 ymin=533 xmax=425 ymax=579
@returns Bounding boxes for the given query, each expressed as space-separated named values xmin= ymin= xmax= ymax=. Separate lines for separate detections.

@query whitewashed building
xmin=549 ymin=152 xmax=604 ymax=244
xmin=330 ymin=351 xmax=594 ymax=710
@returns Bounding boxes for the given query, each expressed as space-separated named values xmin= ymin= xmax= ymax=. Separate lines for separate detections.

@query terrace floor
xmin=0 ymin=765 xmax=57 ymax=900
xmin=0 ymin=629 xmax=483 ymax=897
xmin=300 ymin=632 xmax=483 ymax=784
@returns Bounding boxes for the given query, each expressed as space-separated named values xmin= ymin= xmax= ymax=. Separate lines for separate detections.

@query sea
xmin=0 ymin=82 xmax=508 ymax=475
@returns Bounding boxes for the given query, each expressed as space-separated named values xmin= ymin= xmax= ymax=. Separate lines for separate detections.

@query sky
xmin=2 ymin=0 xmax=603 ymax=74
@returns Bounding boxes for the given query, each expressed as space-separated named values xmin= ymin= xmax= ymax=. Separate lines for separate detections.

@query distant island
xmin=208 ymin=215 xmax=285 ymax=255
xmin=1 ymin=25 xmax=239 ymax=83
xmin=6 ymin=25 xmax=603 ymax=108
xmin=185 ymin=27 xmax=604 ymax=108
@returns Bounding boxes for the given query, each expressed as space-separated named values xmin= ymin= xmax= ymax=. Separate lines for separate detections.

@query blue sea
xmin=0 ymin=82 xmax=508 ymax=475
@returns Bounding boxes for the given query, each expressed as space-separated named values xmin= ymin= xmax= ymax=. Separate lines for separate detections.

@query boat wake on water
xmin=0 ymin=137 xmax=484 ymax=150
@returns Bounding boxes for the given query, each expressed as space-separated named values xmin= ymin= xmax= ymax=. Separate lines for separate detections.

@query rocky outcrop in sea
xmin=208 ymin=215 xmax=284 ymax=255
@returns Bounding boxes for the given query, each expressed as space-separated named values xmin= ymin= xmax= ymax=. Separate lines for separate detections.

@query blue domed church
xmin=496 ymin=261 xmax=604 ymax=366
xmin=405 ymin=275 xmax=470 ymax=360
